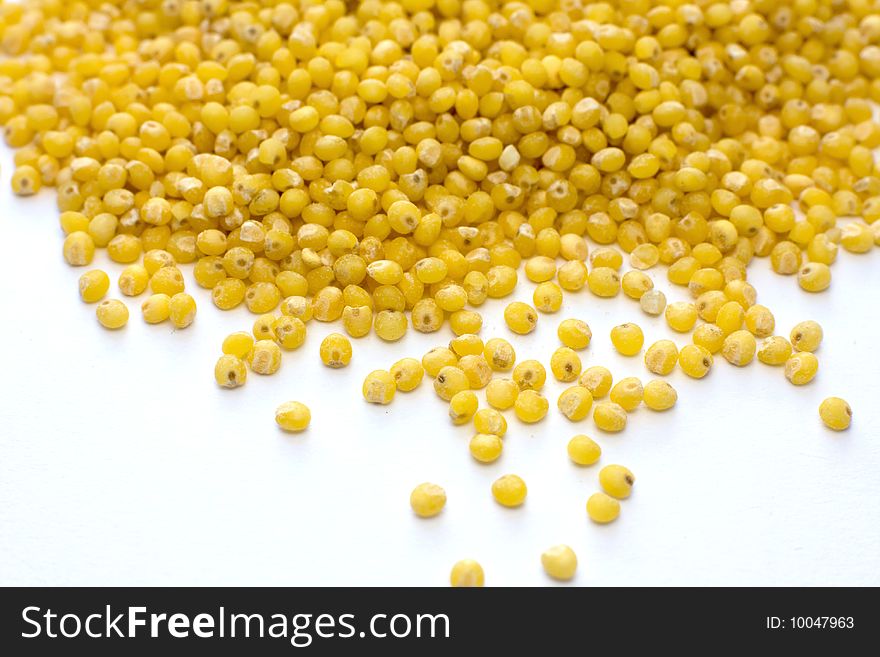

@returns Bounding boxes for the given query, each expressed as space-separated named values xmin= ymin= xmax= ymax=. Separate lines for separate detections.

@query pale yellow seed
xmin=541 ymin=545 xmax=578 ymax=581
xmin=410 ymin=483 xmax=446 ymax=518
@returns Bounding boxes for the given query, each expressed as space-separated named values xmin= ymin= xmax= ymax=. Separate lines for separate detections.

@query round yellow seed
xmin=434 ymin=366 xmax=469 ymax=401
xmin=150 ymin=266 xmax=185 ymax=296
xmin=410 ymin=483 xmax=446 ymax=518
xmin=248 ymin=340 xmax=282 ymax=375
xmin=320 ymin=333 xmax=352 ymax=368
xmin=214 ymin=355 xmax=247 ymax=389
xmin=558 ymin=386 xmax=593 ymax=421
xmin=223 ymin=332 xmax=255 ymax=359
xmin=557 ymin=319 xmax=592 ymax=350
xmin=275 ymin=401 xmax=311 ymax=432
xmin=610 ymin=377 xmax=643 ymax=412
xmin=169 ymin=293 xmax=196 ymax=329
xmin=513 ymin=359 xmax=546 ymax=391
xmin=449 ymin=310 xmax=483 ymax=336
xmin=579 ymin=366 xmax=613 ymax=398
xmin=390 ymin=358 xmax=424 ymax=392
xmin=474 ymin=409 xmax=507 ymax=437
xmin=643 ymin=380 xmax=678 ymax=411
xmin=593 ymin=402 xmax=627 ymax=432
xmin=715 ymin=301 xmax=744 ymax=335
xmin=458 ymin=355 xmax=492 ymax=389
xmin=784 ymin=352 xmax=819 ymax=385
xmin=693 ymin=324 xmax=726 ymax=353
xmin=621 ymin=270 xmax=653 ymax=299
xmin=141 ymin=294 xmax=172 ymax=324
xmin=790 ymin=320 xmax=823 ymax=352
xmin=274 ymin=316 xmax=307 ymax=350
xmin=797 ymin=262 xmax=831 ymax=292
xmin=469 ymin=433 xmax=503 ymax=463
xmin=63 ymin=232 xmax=95 ymax=266
xmin=640 ymin=289 xmax=667 ymax=316
xmin=253 ymin=314 xmax=276 ymax=342
xmin=484 ymin=338 xmax=516 ymax=371
xmin=588 ymin=267 xmax=620 ymax=297
xmin=514 ymin=390 xmax=549 ymax=423
xmin=722 ymin=330 xmax=757 ymax=367
xmin=486 ymin=378 xmax=519 ymax=410
xmin=423 ymin=347 xmax=458 ymax=377
xmin=374 ymin=310 xmax=408 ymax=341
xmin=450 ymin=334 xmax=484 ymax=357
xmin=644 ymin=340 xmax=679 ymax=375
xmin=757 ymin=336 xmax=793 ymax=365
xmin=96 ymin=299 xmax=128 ymax=330
xmin=665 ymin=302 xmax=698 ymax=332
xmin=363 ymin=370 xmax=396 ymax=405
xmin=533 ymin=281 xmax=563 ymax=313
xmin=342 ymin=305 xmax=372 ymax=338
xmin=744 ymin=304 xmax=775 ymax=338
xmin=599 ymin=465 xmax=635 ymax=499
xmin=610 ymin=323 xmax=644 ymax=356
xmin=504 ymin=301 xmax=538 ymax=335
xmin=118 ymin=265 xmax=149 ymax=297
xmin=679 ymin=344 xmax=713 ymax=378
xmin=818 ymin=397 xmax=852 ymax=431
xmin=11 ymin=165 xmax=41 ymax=195
xmin=491 ymin=474 xmax=527 ymax=507
xmin=450 ymin=560 xmax=484 ymax=588
xmin=567 ymin=435 xmax=601 ymax=466
xmin=586 ymin=492 xmax=621 ymax=524
xmin=541 ymin=545 xmax=578 ymax=581
xmin=550 ymin=347 xmax=582 ymax=382
xmin=78 ymin=269 xmax=110 ymax=303
xmin=449 ymin=390 xmax=479 ymax=425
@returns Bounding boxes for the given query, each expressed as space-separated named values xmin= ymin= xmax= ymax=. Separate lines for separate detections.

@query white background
xmin=0 ymin=144 xmax=878 ymax=587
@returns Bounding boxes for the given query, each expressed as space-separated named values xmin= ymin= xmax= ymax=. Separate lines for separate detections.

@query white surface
xmin=0 ymin=148 xmax=878 ymax=587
